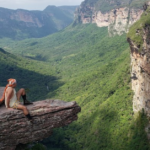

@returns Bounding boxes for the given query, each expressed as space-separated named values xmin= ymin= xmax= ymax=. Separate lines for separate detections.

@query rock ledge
xmin=0 ymin=88 xmax=81 ymax=150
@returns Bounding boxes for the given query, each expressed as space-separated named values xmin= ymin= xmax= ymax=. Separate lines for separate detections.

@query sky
xmin=0 ymin=0 xmax=84 ymax=10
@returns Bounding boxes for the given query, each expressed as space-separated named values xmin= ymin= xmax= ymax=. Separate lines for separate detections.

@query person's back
xmin=0 ymin=78 xmax=33 ymax=121
xmin=5 ymin=87 xmax=17 ymax=108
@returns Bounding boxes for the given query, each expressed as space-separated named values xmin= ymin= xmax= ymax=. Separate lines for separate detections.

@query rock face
xmin=0 ymin=87 xmax=81 ymax=150
xmin=128 ymin=41 xmax=150 ymax=115
xmin=127 ymin=2 xmax=150 ymax=116
xmin=74 ymin=5 xmax=143 ymax=36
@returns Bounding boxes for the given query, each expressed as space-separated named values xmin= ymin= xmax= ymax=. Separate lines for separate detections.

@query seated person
xmin=0 ymin=78 xmax=33 ymax=120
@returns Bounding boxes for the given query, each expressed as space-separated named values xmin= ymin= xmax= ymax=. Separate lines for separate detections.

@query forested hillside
xmin=58 ymin=6 xmax=77 ymax=20
xmin=1 ymin=24 xmax=150 ymax=150
xmin=40 ymin=25 xmax=150 ymax=150
xmin=1 ymin=24 xmax=129 ymax=63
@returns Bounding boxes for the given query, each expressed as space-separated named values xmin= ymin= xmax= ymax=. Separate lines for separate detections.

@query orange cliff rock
xmin=0 ymin=87 xmax=81 ymax=150
xmin=74 ymin=6 xmax=143 ymax=36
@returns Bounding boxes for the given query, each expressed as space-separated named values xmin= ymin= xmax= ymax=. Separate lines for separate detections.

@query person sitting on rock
xmin=0 ymin=78 xmax=33 ymax=120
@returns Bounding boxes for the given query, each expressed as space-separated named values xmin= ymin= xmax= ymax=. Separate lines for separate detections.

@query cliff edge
xmin=0 ymin=87 xmax=81 ymax=150
xmin=127 ymin=2 xmax=150 ymax=116
xmin=74 ymin=0 xmax=147 ymax=36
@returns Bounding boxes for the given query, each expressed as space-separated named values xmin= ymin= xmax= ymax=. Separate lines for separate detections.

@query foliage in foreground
xmin=43 ymin=49 xmax=150 ymax=150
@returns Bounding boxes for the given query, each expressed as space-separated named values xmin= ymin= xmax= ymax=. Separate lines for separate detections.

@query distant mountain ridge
xmin=0 ymin=5 xmax=77 ymax=40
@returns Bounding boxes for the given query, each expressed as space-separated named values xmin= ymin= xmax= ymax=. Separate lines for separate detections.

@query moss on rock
xmin=127 ymin=6 xmax=150 ymax=52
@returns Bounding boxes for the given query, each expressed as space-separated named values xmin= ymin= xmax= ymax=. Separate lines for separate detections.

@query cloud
xmin=0 ymin=0 xmax=84 ymax=10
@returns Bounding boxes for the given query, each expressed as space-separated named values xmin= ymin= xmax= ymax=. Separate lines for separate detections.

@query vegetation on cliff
xmin=127 ymin=4 xmax=150 ymax=52
xmin=80 ymin=0 xmax=149 ymax=13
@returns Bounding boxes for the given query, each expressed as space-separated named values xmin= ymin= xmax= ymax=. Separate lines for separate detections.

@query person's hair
xmin=0 ymin=79 xmax=16 ymax=104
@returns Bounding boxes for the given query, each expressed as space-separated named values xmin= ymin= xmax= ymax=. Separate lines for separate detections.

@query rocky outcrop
xmin=74 ymin=5 xmax=143 ymax=36
xmin=127 ymin=2 xmax=150 ymax=116
xmin=10 ymin=10 xmax=43 ymax=28
xmin=0 ymin=87 xmax=81 ymax=150
xmin=127 ymin=39 xmax=150 ymax=115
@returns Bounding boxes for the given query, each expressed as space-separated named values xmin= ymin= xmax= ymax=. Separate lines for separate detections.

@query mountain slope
xmin=0 ymin=6 xmax=77 ymax=40
xmin=45 ymin=48 xmax=149 ymax=150
xmin=1 ymin=24 xmax=130 ymax=82
xmin=58 ymin=6 xmax=78 ymax=20
xmin=2 ymin=24 xmax=129 ymax=63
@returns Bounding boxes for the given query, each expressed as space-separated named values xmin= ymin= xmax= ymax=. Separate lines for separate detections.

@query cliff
xmin=127 ymin=2 xmax=150 ymax=117
xmin=74 ymin=0 xmax=147 ymax=36
xmin=0 ymin=87 xmax=81 ymax=150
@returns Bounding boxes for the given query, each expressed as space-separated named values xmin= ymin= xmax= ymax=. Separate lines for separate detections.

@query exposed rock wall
xmin=10 ymin=10 xmax=43 ymax=28
xmin=74 ymin=6 xmax=143 ymax=36
xmin=128 ymin=40 xmax=150 ymax=115
xmin=127 ymin=13 xmax=150 ymax=115
xmin=0 ymin=87 xmax=81 ymax=150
